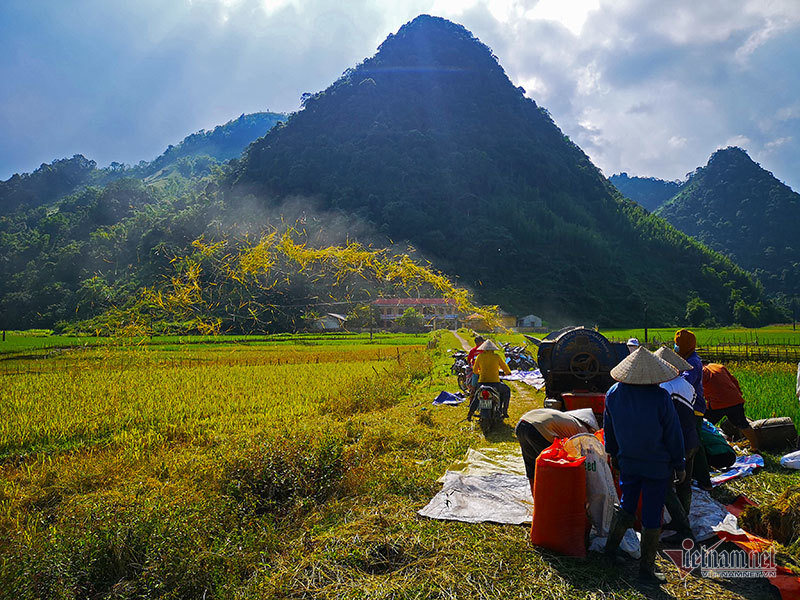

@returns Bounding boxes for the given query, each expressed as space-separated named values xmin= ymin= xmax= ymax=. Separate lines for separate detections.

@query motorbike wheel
xmin=457 ymin=373 xmax=468 ymax=393
xmin=479 ymin=408 xmax=494 ymax=434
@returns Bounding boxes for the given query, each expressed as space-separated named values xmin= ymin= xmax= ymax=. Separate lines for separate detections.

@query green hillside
xmin=609 ymin=172 xmax=683 ymax=212
xmin=0 ymin=112 xmax=285 ymax=215
xmin=657 ymin=147 xmax=800 ymax=298
xmin=0 ymin=18 xmax=782 ymax=331
xmin=228 ymin=15 xmax=769 ymax=327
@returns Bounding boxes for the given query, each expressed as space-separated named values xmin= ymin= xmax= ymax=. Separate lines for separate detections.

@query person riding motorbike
xmin=466 ymin=335 xmax=486 ymax=396
xmin=469 ymin=339 xmax=512 ymax=420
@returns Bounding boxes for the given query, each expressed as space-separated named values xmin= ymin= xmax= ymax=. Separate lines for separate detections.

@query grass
xmin=1 ymin=331 xmax=798 ymax=599
xmin=603 ymin=325 xmax=800 ymax=347
xmin=0 ymin=330 xmax=429 ymax=356
xmin=731 ymin=361 xmax=800 ymax=423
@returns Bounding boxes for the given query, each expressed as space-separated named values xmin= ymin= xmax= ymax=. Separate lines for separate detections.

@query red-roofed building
xmin=372 ymin=297 xmax=460 ymax=327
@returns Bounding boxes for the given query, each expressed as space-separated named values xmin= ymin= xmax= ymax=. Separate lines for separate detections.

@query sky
xmin=2 ymin=0 xmax=799 ymax=190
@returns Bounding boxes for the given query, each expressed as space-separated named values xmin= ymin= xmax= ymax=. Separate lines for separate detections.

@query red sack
xmin=530 ymin=438 xmax=587 ymax=557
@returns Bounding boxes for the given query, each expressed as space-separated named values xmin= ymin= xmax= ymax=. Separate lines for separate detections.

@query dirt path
xmin=451 ymin=330 xmax=472 ymax=351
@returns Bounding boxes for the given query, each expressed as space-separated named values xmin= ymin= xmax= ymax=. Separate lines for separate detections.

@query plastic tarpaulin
xmin=432 ymin=391 xmax=466 ymax=405
xmin=438 ymin=447 xmax=526 ymax=481
xmin=501 ymin=369 xmax=545 ymax=389
xmin=711 ymin=454 xmax=764 ymax=486
xmin=419 ymin=445 xmax=745 ymax=544
xmin=419 ymin=445 xmax=532 ymax=525
xmin=716 ymin=529 xmax=800 ymax=600
xmin=418 ymin=471 xmax=533 ymax=525
xmin=779 ymin=449 xmax=800 ymax=470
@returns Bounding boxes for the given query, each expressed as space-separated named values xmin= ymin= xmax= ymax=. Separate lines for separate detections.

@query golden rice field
xmin=1 ymin=339 xmax=428 ymax=459
xmin=1 ymin=330 xmax=798 ymax=600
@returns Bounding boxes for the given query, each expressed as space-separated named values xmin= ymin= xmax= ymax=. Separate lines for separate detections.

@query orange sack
xmin=530 ymin=438 xmax=587 ymax=557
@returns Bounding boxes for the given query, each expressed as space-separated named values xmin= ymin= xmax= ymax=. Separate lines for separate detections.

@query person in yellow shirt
xmin=470 ymin=339 xmax=512 ymax=419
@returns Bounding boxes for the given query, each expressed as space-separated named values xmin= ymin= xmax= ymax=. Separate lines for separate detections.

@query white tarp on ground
xmin=418 ymin=471 xmax=533 ymax=525
xmin=501 ymin=369 xmax=545 ymax=389
xmin=420 ymin=444 xmax=744 ymax=547
xmin=689 ymin=487 xmax=744 ymax=540
xmin=419 ymin=445 xmax=532 ymax=525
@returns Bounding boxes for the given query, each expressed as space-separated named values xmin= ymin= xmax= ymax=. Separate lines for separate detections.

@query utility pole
xmin=644 ymin=302 xmax=648 ymax=345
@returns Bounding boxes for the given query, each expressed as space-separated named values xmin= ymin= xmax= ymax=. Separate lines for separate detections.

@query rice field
xmin=1 ymin=330 xmax=798 ymax=599
xmin=603 ymin=325 xmax=800 ymax=347
xmin=732 ymin=361 xmax=800 ymax=423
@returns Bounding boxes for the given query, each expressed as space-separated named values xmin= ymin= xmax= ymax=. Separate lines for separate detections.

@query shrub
xmin=224 ymin=431 xmax=351 ymax=515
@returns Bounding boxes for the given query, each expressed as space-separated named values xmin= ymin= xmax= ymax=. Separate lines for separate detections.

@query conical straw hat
xmin=478 ymin=339 xmax=501 ymax=351
xmin=610 ymin=347 xmax=678 ymax=385
xmin=654 ymin=346 xmax=691 ymax=372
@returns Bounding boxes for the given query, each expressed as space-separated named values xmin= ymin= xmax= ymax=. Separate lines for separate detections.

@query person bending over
xmin=702 ymin=362 xmax=759 ymax=451
xmin=515 ymin=408 xmax=598 ymax=484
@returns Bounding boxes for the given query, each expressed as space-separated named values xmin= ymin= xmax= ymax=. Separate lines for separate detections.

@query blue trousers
xmin=619 ymin=474 xmax=669 ymax=529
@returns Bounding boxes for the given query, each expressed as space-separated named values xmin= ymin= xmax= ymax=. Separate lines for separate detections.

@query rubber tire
xmin=480 ymin=408 xmax=493 ymax=434
xmin=457 ymin=373 xmax=468 ymax=393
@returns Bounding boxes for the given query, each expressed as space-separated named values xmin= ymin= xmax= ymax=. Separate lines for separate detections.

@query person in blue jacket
xmin=675 ymin=328 xmax=712 ymax=490
xmin=604 ymin=347 xmax=686 ymax=585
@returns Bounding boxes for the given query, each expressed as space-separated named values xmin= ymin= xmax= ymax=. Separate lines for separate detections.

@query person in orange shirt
xmin=702 ymin=363 xmax=759 ymax=451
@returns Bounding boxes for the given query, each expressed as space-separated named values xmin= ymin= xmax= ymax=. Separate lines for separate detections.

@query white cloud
xmin=724 ymin=135 xmax=752 ymax=149
xmin=668 ymin=136 xmax=687 ymax=149
xmin=765 ymin=136 xmax=792 ymax=150
xmin=518 ymin=76 xmax=548 ymax=100
xmin=2 ymin=0 xmax=800 ymax=191
xmin=524 ymin=0 xmax=599 ymax=36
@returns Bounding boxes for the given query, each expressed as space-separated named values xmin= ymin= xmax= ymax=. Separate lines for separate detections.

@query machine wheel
xmin=479 ymin=408 xmax=494 ymax=434
xmin=457 ymin=372 xmax=468 ymax=393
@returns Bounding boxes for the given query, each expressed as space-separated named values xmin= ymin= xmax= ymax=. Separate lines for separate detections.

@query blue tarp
xmin=433 ymin=391 xmax=466 ymax=405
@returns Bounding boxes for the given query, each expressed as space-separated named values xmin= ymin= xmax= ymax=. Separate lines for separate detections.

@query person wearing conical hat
xmin=603 ymin=347 xmax=685 ymax=585
xmin=654 ymin=345 xmax=699 ymax=544
xmin=674 ymin=328 xmax=712 ymax=490
xmin=470 ymin=339 xmax=512 ymax=419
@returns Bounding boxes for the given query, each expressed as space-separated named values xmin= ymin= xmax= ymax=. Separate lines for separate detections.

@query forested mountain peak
xmin=656 ymin=146 xmax=800 ymax=298
xmin=371 ymin=14 xmax=503 ymax=70
xmin=229 ymin=15 xmax=769 ymax=326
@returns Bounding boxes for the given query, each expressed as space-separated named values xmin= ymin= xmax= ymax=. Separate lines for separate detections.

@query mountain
xmin=656 ymin=147 xmax=800 ymax=298
xmin=609 ymin=173 xmax=683 ymax=212
xmin=131 ymin=112 xmax=286 ymax=180
xmin=0 ymin=112 xmax=285 ymax=215
xmin=0 ymin=155 xmax=100 ymax=214
xmin=227 ymin=15 xmax=767 ymax=326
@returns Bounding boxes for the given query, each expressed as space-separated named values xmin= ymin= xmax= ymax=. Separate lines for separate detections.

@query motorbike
xmin=474 ymin=384 xmax=503 ymax=434
xmin=501 ymin=342 xmax=538 ymax=371
xmin=449 ymin=350 xmax=470 ymax=393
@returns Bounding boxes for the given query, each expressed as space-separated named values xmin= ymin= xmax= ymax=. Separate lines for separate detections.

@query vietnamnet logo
xmin=663 ymin=538 xmax=777 ymax=580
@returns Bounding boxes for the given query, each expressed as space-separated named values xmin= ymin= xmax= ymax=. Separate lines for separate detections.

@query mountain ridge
xmin=609 ymin=172 xmax=683 ymax=212
xmin=656 ymin=146 xmax=800 ymax=299
xmin=0 ymin=111 xmax=285 ymax=215
xmin=0 ymin=16 xmax=781 ymax=330
xmin=227 ymin=14 xmax=768 ymax=326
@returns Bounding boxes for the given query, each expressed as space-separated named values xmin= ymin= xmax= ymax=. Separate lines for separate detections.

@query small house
xmin=313 ymin=313 xmax=347 ymax=331
xmin=518 ymin=314 xmax=543 ymax=328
